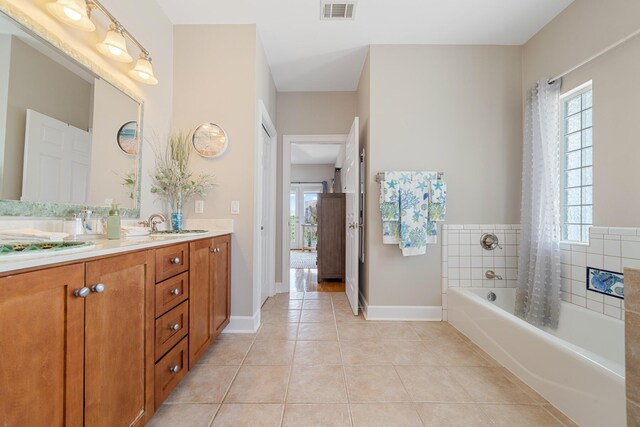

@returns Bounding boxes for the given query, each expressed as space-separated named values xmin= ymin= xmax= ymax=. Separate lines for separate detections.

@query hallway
xmin=149 ymin=292 xmax=574 ymax=426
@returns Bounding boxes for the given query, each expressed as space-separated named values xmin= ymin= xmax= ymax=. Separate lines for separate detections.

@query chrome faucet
xmin=139 ymin=213 xmax=167 ymax=232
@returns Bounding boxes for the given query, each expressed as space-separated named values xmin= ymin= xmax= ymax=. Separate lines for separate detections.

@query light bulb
xmin=108 ymin=45 xmax=123 ymax=56
xmin=46 ymin=0 xmax=95 ymax=32
xmin=63 ymin=6 xmax=82 ymax=21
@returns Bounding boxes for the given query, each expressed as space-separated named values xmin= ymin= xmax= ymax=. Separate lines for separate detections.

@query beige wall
xmin=88 ymin=78 xmax=139 ymax=208
xmin=523 ymin=0 xmax=640 ymax=227
xmin=365 ymin=45 xmax=522 ymax=307
xmin=290 ymin=164 xmax=335 ymax=183
xmin=356 ymin=51 xmax=371 ymax=302
xmin=3 ymin=0 xmax=175 ymax=217
xmin=173 ymin=24 xmax=276 ymax=318
xmin=275 ymin=91 xmax=357 ymax=282
xmin=3 ymin=35 xmax=92 ymax=200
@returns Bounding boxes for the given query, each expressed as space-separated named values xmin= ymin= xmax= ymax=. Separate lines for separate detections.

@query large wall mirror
xmin=0 ymin=8 xmax=142 ymax=218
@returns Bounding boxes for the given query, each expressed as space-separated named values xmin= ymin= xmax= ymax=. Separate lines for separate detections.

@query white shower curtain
xmin=516 ymin=79 xmax=562 ymax=329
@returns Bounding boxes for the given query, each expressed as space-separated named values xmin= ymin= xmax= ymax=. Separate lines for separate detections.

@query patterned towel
xmin=380 ymin=172 xmax=407 ymax=244
xmin=428 ymin=180 xmax=447 ymax=222
xmin=399 ymin=172 xmax=436 ymax=256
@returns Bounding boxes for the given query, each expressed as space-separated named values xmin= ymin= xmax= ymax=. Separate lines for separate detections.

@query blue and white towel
xmin=399 ymin=172 xmax=433 ymax=256
xmin=428 ymin=180 xmax=447 ymax=222
xmin=380 ymin=171 xmax=406 ymax=244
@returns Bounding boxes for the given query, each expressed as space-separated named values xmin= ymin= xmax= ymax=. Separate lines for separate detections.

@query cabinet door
xmin=84 ymin=251 xmax=155 ymax=427
xmin=189 ymin=238 xmax=213 ymax=368
xmin=212 ymin=234 xmax=231 ymax=337
xmin=0 ymin=265 xmax=84 ymax=427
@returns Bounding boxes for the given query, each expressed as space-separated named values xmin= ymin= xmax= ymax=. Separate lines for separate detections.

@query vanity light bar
xmin=46 ymin=0 xmax=158 ymax=85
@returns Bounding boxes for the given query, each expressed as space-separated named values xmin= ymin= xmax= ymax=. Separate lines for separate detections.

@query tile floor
xmin=149 ymin=292 xmax=577 ymax=427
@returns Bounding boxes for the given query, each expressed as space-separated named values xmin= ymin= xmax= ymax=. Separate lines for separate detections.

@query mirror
xmin=0 ymin=10 xmax=142 ymax=217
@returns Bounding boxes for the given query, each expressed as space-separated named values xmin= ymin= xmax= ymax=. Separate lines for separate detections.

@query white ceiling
xmin=291 ymin=143 xmax=343 ymax=165
xmin=156 ymin=0 xmax=574 ymax=91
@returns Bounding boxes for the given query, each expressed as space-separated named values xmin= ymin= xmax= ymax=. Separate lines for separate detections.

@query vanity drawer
xmin=155 ymin=301 xmax=189 ymax=361
xmin=155 ymin=272 xmax=189 ymax=317
xmin=155 ymin=337 xmax=188 ymax=409
xmin=155 ymin=243 xmax=189 ymax=282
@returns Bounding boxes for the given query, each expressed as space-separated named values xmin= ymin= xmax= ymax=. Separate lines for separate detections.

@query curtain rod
xmin=548 ymin=27 xmax=640 ymax=84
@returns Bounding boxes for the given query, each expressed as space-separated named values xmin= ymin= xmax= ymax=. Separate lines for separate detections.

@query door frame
xmin=254 ymin=100 xmax=277 ymax=315
xmin=281 ymin=134 xmax=347 ymax=293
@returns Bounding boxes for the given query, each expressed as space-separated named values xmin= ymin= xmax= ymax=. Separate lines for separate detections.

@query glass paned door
xmin=290 ymin=184 xmax=322 ymax=250
xmin=290 ymin=190 xmax=298 ymax=248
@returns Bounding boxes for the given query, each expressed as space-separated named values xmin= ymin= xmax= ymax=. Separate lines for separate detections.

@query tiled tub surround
xmin=441 ymin=224 xmax=521 ymax=321
xmin=560 ymin=226 xmax=640 ymax=321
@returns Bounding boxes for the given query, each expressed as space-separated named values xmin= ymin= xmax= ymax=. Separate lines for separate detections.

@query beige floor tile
xmin=481 ymin=404 xmax=564 ymax=427
xmin=225 ymin=365 xmax=290 ymax=403
xmin=300 ymin=309 xmax=335 ymax=323
xmin=286 ymin=365 xmax=348 ymax=403
xmin=293 ymin=341 xmax=342 ymax=365
xmin=297 ymin=322 xmax=338 ymax=341
xmin=256 ymin=322 xmax=299 ymax=341
xmin=273 ymin=299 xmax=304 ymax=310
xmin=344 ymin=365 xmax=410 ymax=402
xmin=243 ymin=340 xmax=295 ymax=365
xmin=335 ymin=309 xmax=366 ymax=322
xmin=147 ymin=403 xmax=219 ymax=427
xmin=447 ymin=367 xmax=535 ymax=403
xmin=383 ymin=340 xmax=439 ymax=365
xmin=500 ymin=368 xmax=548 ymax=404
xmin=282 ymin=404 xmax=351 ymax=427
xmin=217 ymin=332 xmax=256 ymax=341
xmin=262 ymin=309 xmax=301 ymax=323
xmin=166 ymin=365 xmax=238 ymax=404
xmin=261 ymin=299 xmax=277 ymax=311
xmin=416 ymin=403 xmax=492 ymax=426
xmin=351 ymin=403 xmax=423 ymax=427
xmin=302 ymin=299 xmax=333 ymax=310
xmin=197 ymin=340 xmax=252 ymax=366
xmin=304 ymin=292 xmax=332 ymax=300
xmin=337 ymin=323 xmax=379 ymax=340
xmin=543 ymin=404 xmax=579 ymax=426
xmin=427 ymin=340 xmax=495 ymax=367
xmin=275 ymin=292 xmax=304 ymax=301
xmin=410 ymin=322 xmax=466 ymax=342
xmin=211 ymin=403 xmax=283 ymax=427
xmin=374 ymin=322 xmax=421 ymax=340
xmin=396 ymin=366 xmax=472 ymax=403
xmin=340 ymin=340 xmax=392 ymax=365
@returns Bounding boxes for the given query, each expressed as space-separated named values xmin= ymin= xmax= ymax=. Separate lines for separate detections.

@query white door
xmin=260 ymin=124 xmax=274 ymax=306
xmin=344 ymin=117 xmax=360 ymax=315
xmin=22 ymin=109 xmax=91 ymax=204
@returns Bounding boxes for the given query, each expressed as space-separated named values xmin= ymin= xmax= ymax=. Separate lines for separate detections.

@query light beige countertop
xmin=0 ymin=229 xmax=232 ymax=274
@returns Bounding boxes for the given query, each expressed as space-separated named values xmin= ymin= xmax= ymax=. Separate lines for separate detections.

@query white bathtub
xmin=448 ymin=287 xmax=626 ymax=427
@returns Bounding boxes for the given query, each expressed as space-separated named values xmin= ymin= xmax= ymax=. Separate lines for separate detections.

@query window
xmin=560 ymin=82 xmax=592 ymax=243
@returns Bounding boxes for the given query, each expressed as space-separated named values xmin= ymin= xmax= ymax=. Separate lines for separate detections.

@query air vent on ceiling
xmin=321 ymin=2 xmax=356 ymax=20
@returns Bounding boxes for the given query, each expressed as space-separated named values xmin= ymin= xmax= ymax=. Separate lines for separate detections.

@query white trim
xmin=254 ymin=101 xmax=278 ymax=313
xmin=560 ymin=80 xmax=593 ymax=99
xmin=364 ymin=304 xmax=442 ymax=321
xmin=281 ymin=134 xmax=348 ymax=292
xmin=223 ymin=310 xmax=261 ymax=333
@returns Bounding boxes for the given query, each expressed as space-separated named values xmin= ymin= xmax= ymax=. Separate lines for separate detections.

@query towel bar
xmin=375 ymin=171 xmax=444 ymax=183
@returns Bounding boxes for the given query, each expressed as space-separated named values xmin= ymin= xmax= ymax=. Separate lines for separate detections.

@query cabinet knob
xmin=90 ymin=283 xmax=105 ymax=293
xmin=170 ymin=257 xmax=181 ymax=264
xmin=169 ymin=323 xmax=180 ymax=331
xmin=210 ymin=247 xmax=219 ymax=253
xmin=170 ymin=288 xmax=180 ymax=295
xmin=74 ymin=287 xmax=90 ymax=298
xmin=169 ymin=365 xmax=180 ymax=373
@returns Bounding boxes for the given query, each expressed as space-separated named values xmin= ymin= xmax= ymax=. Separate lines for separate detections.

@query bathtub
xmin=448 ymin=287 xmax=626 ymax=427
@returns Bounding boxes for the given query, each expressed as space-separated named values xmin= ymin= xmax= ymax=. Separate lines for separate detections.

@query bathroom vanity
xmin=0 ymin=232 xmax=231 ymax=426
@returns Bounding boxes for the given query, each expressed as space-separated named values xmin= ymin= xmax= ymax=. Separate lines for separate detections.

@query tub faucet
xmin=485 ymin=270 xmax=503 ymax=280
xmin=139 ymin=213 xmax=167 ymax=232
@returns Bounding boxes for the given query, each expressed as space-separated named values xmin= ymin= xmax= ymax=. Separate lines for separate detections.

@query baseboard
xmin=223 ymin=309 xmax=261 ymax=333
xmin=362 ymin=300 xmax=442 ymax=321
xmin=275 ymin=282 xmax=288 ymax=293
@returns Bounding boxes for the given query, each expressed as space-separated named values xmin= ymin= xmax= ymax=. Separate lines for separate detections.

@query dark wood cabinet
xmin=212 ymin=234 xmax=231 ymax=337
xmin=317 ymin=193 xmax=346 ymax=282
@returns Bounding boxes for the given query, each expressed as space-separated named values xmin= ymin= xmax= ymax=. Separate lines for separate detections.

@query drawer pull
xmin=169 ymin=288 xmax=180 ymax=295
xmin=74 ymin=287 xmax=90 ymax=298
xmin=170 ymin=257 xmax=181 ymax=264
xmin=169 ymin=365 xmax=180 ymax=373
xmin=169 ymin=323 xmax=180 ymax=331
xmin=91 ymin=283 xmax=105 ymax=293
xmin=210 ymin=247 xmax=220 ymax=253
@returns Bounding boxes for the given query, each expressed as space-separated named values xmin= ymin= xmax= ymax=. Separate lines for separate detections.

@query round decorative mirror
xmin=192 ymin=123 xmax=229 ymax=158
xmin=117 ymin=121 xmax=138 ymax=155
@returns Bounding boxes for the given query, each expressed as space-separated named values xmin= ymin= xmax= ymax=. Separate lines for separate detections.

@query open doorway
xmin=282 ymin=135 xmax=347 ymax=293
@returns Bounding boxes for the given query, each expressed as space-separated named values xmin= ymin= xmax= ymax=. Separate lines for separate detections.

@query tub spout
xmin=485 ymin=270 xmax=503 ymax=280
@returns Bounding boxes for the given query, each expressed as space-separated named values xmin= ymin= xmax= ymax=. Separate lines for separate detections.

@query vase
xmin=171 ymin=210 xmax=183 ymax=230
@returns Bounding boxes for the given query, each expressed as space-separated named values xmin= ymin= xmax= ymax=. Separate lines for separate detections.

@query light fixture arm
xmin=87 ymin=0 xmax=150 ymax=57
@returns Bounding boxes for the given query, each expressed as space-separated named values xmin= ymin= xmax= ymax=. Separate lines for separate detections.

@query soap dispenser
xmin=107 ymin=202 xmax=121 ymax=240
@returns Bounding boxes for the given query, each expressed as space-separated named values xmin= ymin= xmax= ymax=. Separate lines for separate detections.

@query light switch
xmin=195 ymin=200 xmax=204 ymax=214
xmin=231 ymin=201 xmax=240 ymax=215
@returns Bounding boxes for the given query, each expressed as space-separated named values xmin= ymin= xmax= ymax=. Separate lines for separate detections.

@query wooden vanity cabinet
xmin=188 ymin=234 xmax=231 ymax=367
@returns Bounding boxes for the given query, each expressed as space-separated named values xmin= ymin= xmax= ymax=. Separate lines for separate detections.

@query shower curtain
xmin=516 ymin=79 xmax=562 ymax=329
